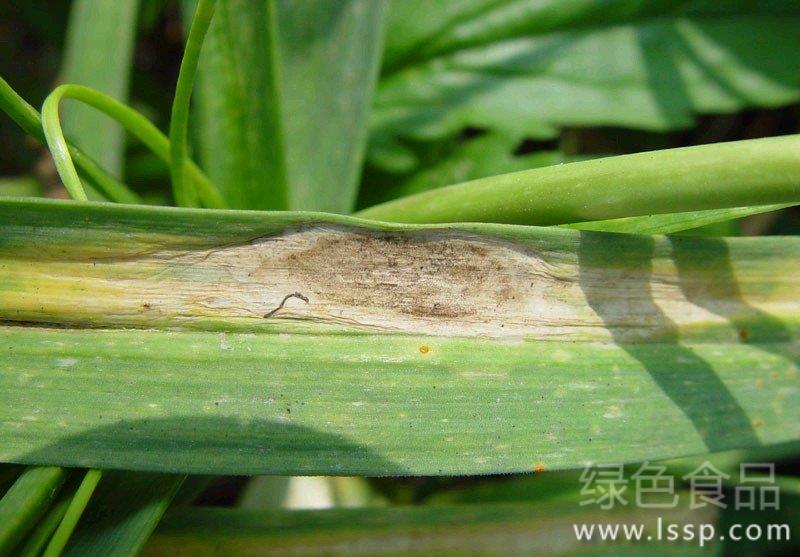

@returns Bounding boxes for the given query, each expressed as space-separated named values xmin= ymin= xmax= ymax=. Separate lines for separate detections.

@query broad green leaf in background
xmin=371 ymin=0 xmax=800 ymax=169
xmin=0 ymin=198 xmax=798 ymax=476
xmin=60 ymin=0 xmax=140 ymax=177
xmin=187 ymin=0 xmax=386 ymax=212
xmin=182 ymin=0 xmax=284 ymax=209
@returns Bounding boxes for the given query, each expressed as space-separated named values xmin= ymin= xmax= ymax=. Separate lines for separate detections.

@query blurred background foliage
xmin=2 ymin=0 xmax=800 ymax=232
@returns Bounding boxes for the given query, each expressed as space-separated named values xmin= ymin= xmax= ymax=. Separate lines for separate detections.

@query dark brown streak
xmin=264 ymin=292 xmax=309 ymax=318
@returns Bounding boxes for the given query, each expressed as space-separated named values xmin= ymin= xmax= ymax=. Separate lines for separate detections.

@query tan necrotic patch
xmin=163 ymin=227 xmax=588 ymax=339
xmin=4 ymin=226 xmax=795 ymax=341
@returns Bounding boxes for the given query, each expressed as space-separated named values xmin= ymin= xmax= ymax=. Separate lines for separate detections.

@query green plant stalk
xmin=0 ymin=467 xmax=67 ymax=556
xmin=170 ymin=0 xmax=216 ymax=207
xmin=41 ymin=85 xmax=226 ymax=208
xmin=61 ymin=473 xmax=185 ymax=557
xmin=18 ymin=494 xmax=71 ymax=557
xmin=0 ymin=77 xmax=139 ymax=203
xmin=0 ymin=198 xmax=798 ymax=476
xmin=357 ymin=135 xmax=800 ymax=225
xmin=42 ymin=470 xmax=102 ymax=557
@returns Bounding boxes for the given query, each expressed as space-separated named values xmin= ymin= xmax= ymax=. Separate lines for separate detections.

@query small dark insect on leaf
xmin=264 ymin=292 xmax=309 ymax=318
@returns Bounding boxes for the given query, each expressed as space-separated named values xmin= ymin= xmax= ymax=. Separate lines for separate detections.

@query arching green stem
xmin=41 ymin=84 xmax=226 ymax=208
xmin=41 ymin=89 xmax=88 ymax=200
xmin=169 ymin=0 xmax=217 ymax=207
xmin=0 ymin=77 xmax=139 ymax=203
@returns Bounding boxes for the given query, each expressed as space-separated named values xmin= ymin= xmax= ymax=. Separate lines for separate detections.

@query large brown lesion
xmin=251 ymin=228 xmax=561 ymax=323
xmin=142 ymin=225 xmax=608 ymax=338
